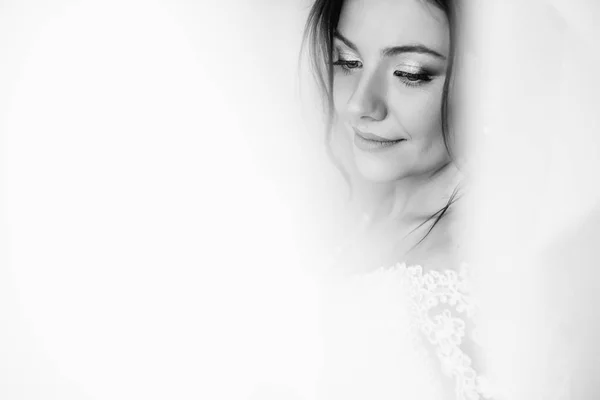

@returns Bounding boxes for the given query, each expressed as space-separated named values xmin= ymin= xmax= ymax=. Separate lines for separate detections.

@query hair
xmin=301 ymin=0 xmax=462 ymax=247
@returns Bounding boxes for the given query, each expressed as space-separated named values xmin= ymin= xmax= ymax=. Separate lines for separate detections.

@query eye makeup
xmin=332 ymin=46 xmax=363 ymax=75
xmin=332 ymin=42 xmax=443 ymax=87
xmin=393 ymin=61 xmax=437 ymax=88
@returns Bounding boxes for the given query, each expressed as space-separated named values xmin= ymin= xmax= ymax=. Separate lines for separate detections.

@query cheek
xmin=332 ymin=75 xmax=355 ymax=119
xmin=390 ymin=86 xmax=444 ymax=142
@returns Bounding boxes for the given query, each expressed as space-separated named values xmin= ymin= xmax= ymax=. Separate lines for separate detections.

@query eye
xmin=393 ymin=70 xmax=433 ymax=87
xmin=333 ymin=59 xmax=363 ymax=74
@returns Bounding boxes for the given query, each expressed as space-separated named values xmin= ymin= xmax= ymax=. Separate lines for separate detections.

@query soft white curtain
xmin=0 ymin=1 xmax=324 ymax=399
xmin=469 ymin=0 xmax=600 ymax=398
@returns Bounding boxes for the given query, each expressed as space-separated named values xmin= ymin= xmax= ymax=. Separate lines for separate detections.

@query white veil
xmin=468 ymin=0 xmax=600 ymax=398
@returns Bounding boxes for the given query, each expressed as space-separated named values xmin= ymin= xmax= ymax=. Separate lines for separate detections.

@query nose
xmin=345 ymin=70 xmax=388 ymax=123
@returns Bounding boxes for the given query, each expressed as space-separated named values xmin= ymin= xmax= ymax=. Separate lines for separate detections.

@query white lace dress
xmin=317 ymin=262 xmax=495 ymax=400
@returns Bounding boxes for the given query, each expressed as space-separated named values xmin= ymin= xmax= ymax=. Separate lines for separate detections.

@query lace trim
xmin=394 ymin=263 xmax=495 ymax=400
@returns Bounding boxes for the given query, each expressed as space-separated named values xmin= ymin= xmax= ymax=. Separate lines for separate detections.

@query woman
xmin=300 ymin=0 xmax=600 ymax=398
xmin=302 ymin=0 xmax=487 ymax=399
xmin=304 ymin=0 xmax=468 ymax=273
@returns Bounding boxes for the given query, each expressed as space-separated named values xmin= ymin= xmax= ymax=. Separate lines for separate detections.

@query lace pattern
xmin=320 ymin=259 xmax=496 ymax=399
xmin=394 ymin=262 xmax=494 ymax=400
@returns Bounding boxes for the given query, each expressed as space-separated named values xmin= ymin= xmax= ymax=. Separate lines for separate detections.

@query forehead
xmin=337 ymin=0 xmax=449 ymax=55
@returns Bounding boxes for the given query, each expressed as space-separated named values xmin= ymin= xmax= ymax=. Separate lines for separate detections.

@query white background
xmin=0 ymin=1 xmax=336 ymax=399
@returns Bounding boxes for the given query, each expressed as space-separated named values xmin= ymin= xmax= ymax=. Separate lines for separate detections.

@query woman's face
xmin=333 ymin=0 xmax=450 ymax=183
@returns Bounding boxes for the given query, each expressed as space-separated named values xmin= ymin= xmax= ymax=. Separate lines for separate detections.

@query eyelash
xmin=332 ymin=58 xmax=433 ymax=88
xmin=332 ymin=59 xmax=362 ymax=74
xmin=393 ymin=70 xmax=433 ymax=88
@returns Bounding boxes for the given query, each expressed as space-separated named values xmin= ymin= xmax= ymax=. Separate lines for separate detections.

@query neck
xmin=385 ymin=162 xmax=462 ymax=223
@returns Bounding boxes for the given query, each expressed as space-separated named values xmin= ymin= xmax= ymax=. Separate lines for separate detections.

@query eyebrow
xmin=333 ymin=31 xmax=446 ymax=60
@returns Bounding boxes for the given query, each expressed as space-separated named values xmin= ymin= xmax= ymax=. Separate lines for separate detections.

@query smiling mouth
xmin=353 ymin=131 xmax=406 ymax=152
xmin=353 ymin=128 xmax=404 ymax=143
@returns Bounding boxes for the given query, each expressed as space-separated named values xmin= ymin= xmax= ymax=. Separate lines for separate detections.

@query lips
xmin=353 ymin=128 xmax=403 ymax=142
xmin=352 ymin=128 xmax=406 ymax=152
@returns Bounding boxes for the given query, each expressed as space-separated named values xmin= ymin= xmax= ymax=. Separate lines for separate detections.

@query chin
xmin=355 ymin=157 xmax=409 ymax=183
